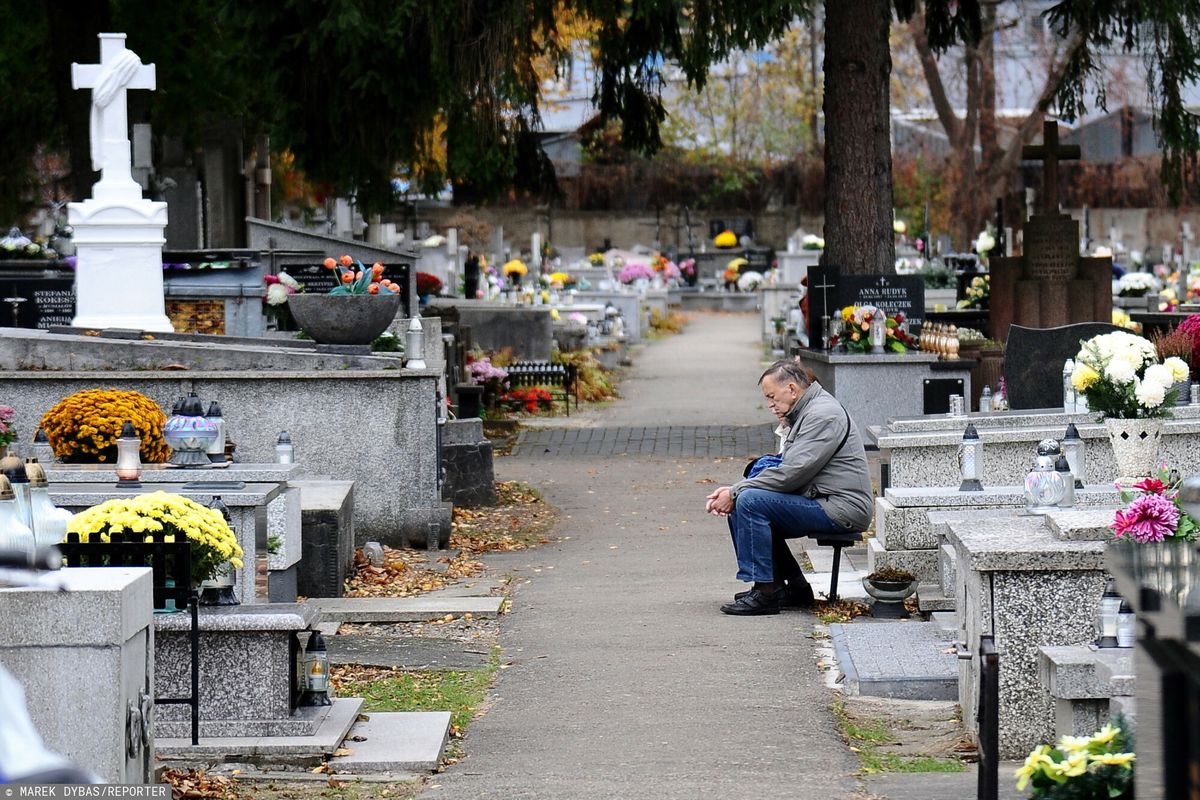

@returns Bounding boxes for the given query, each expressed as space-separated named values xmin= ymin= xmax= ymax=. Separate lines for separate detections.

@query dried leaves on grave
xmin=344 ymin=546 xmax=484 ymax=598
xmin=163 ymin=769 xmax=237 ymax=800
xmin=815 ymin=599 xmax=870 ymax=624
xmin=450 ymin=481 xmax=558 ymax=553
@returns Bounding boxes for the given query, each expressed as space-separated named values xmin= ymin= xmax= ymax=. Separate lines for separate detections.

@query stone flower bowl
xmin=861 ymin=577 xmax=917 ymax=604
xmin=287 ymin=292 xmax=402 ymax=345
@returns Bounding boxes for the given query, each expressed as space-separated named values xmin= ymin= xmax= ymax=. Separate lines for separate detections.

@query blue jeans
xmin=727 ymin=488 xmax=844 ymax=583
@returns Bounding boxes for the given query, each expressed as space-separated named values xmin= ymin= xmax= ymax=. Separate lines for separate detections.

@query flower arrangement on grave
xmin=0 ymin=227 xmax=52 ymax=260
xmin=678 ymin=258 xmax=696 ymax=277
xmin=1071 ymin=331 xmax=1188 ymax=418
xmin=467 ymin=354 xmax=509 ymax=407
xmin=1178 ymin=314 xmax=1200 ymax=376
xmin=829 ymin=306 xmax=914 ymax=353
xmin=588 ymin=252 xmax=606 ymax=266
xmin=67 ymin=491 xmax=244 ymax=586
xmin=548 ymin=271 xmax=571 ymax=289
xmin=1151 ymin=327 xmax=1193 ymax=378
xmin=40 ymin=389 xmax=170 ymax=463
xmin=974 ymin=229 xmax=995 ymax=258
xmin=1014 ymin=720 xmax=1134 ymax=798
xmin=263 ymin=272 xmax=301 ymax=328
xmin=956 ymin=274 xmax=990 ymax=310
xmin=1111 ymin=308 xmax=1141 ymax=333
xmin=504 ymin=386 xmax=553 ymax=414
xmin=503 ymin=259 xmax=528 ymax=277
xmin=1159 ymin=286 xmax=1180 ymax=312
xmin=0 ymin=405 xmax=14 ymax=450
xmin=415 ymin=271 xmax=443 ymax=297
xmin=714 ymin=230 xmax=738 ymax=249
xmin=736 ymin=271 xmax=764 ymax=292
xmin=1111 ymin=465 xmax=1198 ymax=543
xmin=1117 ymin=272 xmax=1159 ymax=297
xmin=319 ymin=255 xmax=401 ymax=296
xmin=801 ymin=234 xmax=824 ymax=250
xmin=618 ymin=262 xmax=655 ymax=284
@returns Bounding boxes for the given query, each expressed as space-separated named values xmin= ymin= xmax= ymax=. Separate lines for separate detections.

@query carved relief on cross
xmin=71 ymin=33 xmax=156 ymax=192
xmin=1021 ymin=120 xmax=1080 ymax=216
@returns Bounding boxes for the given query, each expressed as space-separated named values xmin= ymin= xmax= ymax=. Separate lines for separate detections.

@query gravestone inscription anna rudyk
xmin=806 ymin=266 xmax=925 ymax=348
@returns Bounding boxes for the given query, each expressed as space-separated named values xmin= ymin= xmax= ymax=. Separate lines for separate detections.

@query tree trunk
xmin=822 ymin=0 xmax=894 ymax=275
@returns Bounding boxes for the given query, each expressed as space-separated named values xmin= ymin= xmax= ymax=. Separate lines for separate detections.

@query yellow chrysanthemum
xmin=1071 ymin=364 xmax=1099 ymax=392
xmin=1090 ymin=752 xmax=1135 ymax=768
xmin=66 ymin=491 xmax=243 ymax=585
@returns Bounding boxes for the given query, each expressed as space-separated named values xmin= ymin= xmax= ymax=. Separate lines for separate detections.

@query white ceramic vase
xmin=1104 ymin=417 xmax=1164 ymax=482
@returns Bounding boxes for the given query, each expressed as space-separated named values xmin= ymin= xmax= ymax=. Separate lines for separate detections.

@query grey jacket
xmin=729 ymin=383 xmax=874 ymax=531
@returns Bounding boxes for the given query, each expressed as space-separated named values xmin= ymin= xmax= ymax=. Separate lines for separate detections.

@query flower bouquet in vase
xmin=287 ymin=255 xmax=403 ymax=346
xmin=1072 ymin=331 xmax=1188 ymax=481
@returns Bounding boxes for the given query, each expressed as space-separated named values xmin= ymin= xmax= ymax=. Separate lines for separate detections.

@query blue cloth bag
xmin=743 ymin=453 xmax=783 ymax=478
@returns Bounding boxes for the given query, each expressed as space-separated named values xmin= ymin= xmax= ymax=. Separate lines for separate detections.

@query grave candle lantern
xmin=31 ymin=428 xmax=55 ymax=465
xmin=1061 ymin=423 xmax=1085 ymax=489
xmin=114 ymin=421 xmax=142 ymax=487
xmin=957 ymin=424 xmax=984 ymax=491
xmin=275 ymin=431 xmax=294 ymax=465
xmin=1095 ymin=579 xmax=1122 ymax=648
xmin=1022 ymin=439 xmax=1066 ymax=513
xmin=869 ymin=311 xmax=887 ymax=354
xmin=300 ymin=630 xmax=332 ymax=706
xmin=405 ymin=316 xmax=427 ymax=369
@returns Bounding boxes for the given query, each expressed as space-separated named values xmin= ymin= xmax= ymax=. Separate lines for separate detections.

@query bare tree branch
xmin=909 ymin=13 xmax=961 ymax=146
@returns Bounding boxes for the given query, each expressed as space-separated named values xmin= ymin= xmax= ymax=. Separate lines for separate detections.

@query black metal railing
xmin=57 ymin=531 xmax=200 ymax=746
xmin=506 ymin=361 xmax=578 ymax=415
xmin=977 ymin=634 xmax=999 ymax=800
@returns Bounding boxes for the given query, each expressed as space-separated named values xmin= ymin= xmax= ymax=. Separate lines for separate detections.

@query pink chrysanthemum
xmin=1113 ymin=494 xmax=1181 ymax=543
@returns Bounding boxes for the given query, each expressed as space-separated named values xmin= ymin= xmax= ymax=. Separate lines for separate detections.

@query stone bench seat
xmin=1040 ymin=645 xmax=1135 ymax=739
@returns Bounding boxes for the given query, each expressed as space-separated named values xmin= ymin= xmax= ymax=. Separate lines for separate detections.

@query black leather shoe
xmin=720 ymin=588 xmax=780 ymax=616
xmin=735 ymin=579 xmax=815 ymax=607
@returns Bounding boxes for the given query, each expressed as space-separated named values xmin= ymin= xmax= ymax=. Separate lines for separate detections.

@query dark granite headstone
xmin=0 ymin=275 xmax=76 ymax=329
xmin=1002 ymin=322 xmax=1122 ymax=410
xmin=806 ymin=266 xmax=925 ymax=347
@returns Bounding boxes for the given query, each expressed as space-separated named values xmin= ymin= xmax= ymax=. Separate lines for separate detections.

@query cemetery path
xmin=424 ymin=312 xmax=863 ymax=799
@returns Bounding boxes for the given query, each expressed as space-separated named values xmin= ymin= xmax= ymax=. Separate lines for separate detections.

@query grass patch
xmin=832 ymin=695 xmax=965 ymax=775
xmin=333 ymin=649 xmax=500 ymax=733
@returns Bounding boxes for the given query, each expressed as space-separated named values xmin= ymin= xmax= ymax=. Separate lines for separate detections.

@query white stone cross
xmin=1182 ymin=222 xmax=1193 ymax=265
xmin=71 ymin=34 xmax=156 ymax=198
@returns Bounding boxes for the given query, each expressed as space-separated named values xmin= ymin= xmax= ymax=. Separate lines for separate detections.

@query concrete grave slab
xmin=830 ymin=621 xmax=958 ymax=701
xmin=308 ymin=596 xmax=504 ymax=623
xmin=329 ymin=712 xmax=451 ymax=774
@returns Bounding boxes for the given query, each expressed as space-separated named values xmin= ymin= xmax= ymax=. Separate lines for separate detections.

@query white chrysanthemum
xmin=1106 ymin=358 xmax=1136 ymax=384
xmin=1165 ymin=356 xmax=1190 ymax=382
xmin=266 ymin=283 xmax=290 ymax=306
xmin=1136 ymin=377 xmax=1166 ymax=408
xmin=1145 ymin=363 xmax=1176 ymax=390
xmin=278 ymin=271 xmax=300 ymax=290
xmin=975 ymin=230 xmax=995 ymax=254
xmin=737 ymin=271 xmax=764 ymax=292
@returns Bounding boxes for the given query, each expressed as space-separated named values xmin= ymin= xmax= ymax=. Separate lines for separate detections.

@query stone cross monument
xmin=987 ymin=121 xmax=1111 ymax=341
xmin=68 ymin=33 xmax=173 ymax=332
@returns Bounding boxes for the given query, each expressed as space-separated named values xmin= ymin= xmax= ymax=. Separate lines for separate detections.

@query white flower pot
xmin=1105 ymin=417 xmax=1164 ymax=482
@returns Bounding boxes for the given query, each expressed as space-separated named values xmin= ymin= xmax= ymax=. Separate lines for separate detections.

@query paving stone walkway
xmin=422 ymin=311 xmax=1001 ymax=800
xmin=513 ymin=423 xmax=778 ymax=458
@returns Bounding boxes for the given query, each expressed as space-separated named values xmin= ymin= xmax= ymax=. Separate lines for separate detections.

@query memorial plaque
xmin=1023 ymin=216 xmax=1079 ymax=282
xmin=0 ymin=276 xmax=76 ymax=329
xmin=282 ymin=261 xmax=414 ymax=317
xmin=806 ymin=267 xmax=925 ymax=348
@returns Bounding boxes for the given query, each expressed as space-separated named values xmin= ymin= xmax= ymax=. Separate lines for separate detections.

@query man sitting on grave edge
xmin=705 ymin=358 xmax=873 ymax=616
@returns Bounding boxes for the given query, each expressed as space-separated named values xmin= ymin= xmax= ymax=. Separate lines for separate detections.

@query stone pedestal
xmin=0 ymin=567 xmax=155 ymax=782
xmin=70 ymin=199 xmax=173 ymax=331
xmin=943 ymin=514 xmax=1108 ymax=758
